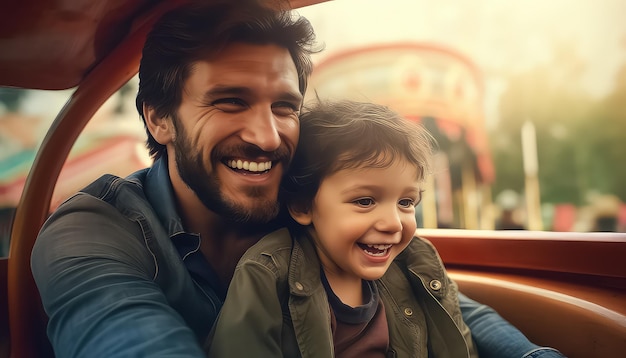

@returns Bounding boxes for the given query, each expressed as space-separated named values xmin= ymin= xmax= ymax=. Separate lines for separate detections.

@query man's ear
xmin=288 ymin=205 xmax=312 ymax=226
xmin=144 ymin=103 xmax=175 ymax=145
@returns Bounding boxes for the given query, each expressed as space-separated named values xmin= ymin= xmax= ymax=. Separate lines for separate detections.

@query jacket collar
xmin=288 ymin=229 xmax=325 ymax=297
xmin=389 ymin=237 xmax=449 ymax=299
xmin=286 ymin=229 xmax=335 ymax=358
xmin=287 ymin=232 xmax=449 ymax=299
xmin=142 ymin=156 xmax=186 ymax=238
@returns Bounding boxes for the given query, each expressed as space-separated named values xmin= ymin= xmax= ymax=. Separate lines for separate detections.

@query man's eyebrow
xmin=279 ymin=91 xmax=304 ymax=104
xmin=203 ymin=86 xmax=252 ymax=100
xmin=203 ymin=85 xmax=303 ymax=103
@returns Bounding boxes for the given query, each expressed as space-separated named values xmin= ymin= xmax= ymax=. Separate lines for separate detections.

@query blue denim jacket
xmin=31 ymin=157 xmax=216 ymax=357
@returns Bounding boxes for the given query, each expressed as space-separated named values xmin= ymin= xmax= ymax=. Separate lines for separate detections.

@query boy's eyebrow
xmin=339 ymin=184 xmax=380 ymax=195
xmin=339 ymin=184 xmax=390 ymax=196
xmin=342 ymin=183 xmax=422 ymax=191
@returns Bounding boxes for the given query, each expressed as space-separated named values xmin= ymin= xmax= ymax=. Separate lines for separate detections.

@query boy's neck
xmin=323 ymin=270 xmax=365 ymax=307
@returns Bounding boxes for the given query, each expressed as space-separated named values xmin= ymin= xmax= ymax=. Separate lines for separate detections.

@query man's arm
xmin=206 ymin=257 xmax=286 ymax=357
xmin=459 ymin=292 xmax=566 ymax=358
xmin=31 ymin=194 xmax=205 ymax=357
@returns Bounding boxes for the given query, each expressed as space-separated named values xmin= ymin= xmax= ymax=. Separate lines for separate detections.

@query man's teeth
xmin=227 ymin=160 xmax=272 ymax=172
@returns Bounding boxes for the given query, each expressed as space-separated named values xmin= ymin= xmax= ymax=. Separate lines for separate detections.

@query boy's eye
xmin=398 ymin=198 xmax=415 ymax=208
xmin=353 ymin=198 xmax=375 ymax=207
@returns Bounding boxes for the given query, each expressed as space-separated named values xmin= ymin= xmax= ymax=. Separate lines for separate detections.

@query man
xmin=31 ymin=1 xmax=565 ymax=357
xmin=32 ymin=1 xmax=318 ymax=356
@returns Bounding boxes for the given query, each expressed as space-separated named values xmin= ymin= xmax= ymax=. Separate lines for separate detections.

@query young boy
xmin=206 ymin=100 xmax=477 ymax=357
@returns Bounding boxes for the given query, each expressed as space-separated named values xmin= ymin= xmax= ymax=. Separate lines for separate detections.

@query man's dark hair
xmin=136 ymin=0 xmax=318 ymax=159
xmin=282 ymin=99 xmax=435 ymax=213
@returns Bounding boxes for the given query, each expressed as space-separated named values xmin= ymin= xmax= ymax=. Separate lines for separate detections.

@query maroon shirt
xmin=321 ymin=272 xmax=390 ymax=358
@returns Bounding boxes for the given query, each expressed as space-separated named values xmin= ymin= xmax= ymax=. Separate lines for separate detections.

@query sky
xmin=297 ymin=0 xmax=626 ymax=127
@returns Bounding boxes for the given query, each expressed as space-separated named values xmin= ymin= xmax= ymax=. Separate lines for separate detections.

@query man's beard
xmin=173 ymin=127 xmax=282 ymax=225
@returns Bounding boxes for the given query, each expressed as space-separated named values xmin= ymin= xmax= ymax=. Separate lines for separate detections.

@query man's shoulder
xmin=79 ymin=169 xmax=150 ymax=201
xmin=53 ymin=167 xmax=156 ymax=215
xmin=38 ymin=170 xmax=153 ymax=239
xmin=40 ymin=168 xmax=158 ymax=240
xmin=33 ymin=172 xmax=158 ymax=281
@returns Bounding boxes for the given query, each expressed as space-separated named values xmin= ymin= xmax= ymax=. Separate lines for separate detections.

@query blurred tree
xmin=489 ymin=44 xmax=609 ymax=206
xmin=0 ymin=88 xmax=27 ymax=112
xmin=578 ymin=63 xmax=626 ymax=202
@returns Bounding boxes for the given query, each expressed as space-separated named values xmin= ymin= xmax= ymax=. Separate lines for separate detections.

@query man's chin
xmin=222 ymin=200 xmax=280 ymax=224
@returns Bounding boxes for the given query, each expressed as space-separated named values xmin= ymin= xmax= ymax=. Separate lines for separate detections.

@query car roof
xmin=0 ymin=0 xmax=326 ymax=90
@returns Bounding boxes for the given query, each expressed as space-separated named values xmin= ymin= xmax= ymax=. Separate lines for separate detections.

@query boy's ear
xmin=144 ymin=103 xmax=175 ymax=145
xmin=288 ymin=205 xmax=312 ymax=226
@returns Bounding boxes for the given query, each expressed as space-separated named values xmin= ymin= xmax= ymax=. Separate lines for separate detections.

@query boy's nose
xmin=375 ymin=207 xmax=403 ymax=234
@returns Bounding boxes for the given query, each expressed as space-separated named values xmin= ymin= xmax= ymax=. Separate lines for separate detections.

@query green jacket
xmin=206 ymin=228 xmax=478 ymax=358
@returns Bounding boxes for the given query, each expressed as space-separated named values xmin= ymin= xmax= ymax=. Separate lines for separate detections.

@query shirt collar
xmin=141 ymin=156 xmax=226 ymax=298
xmin=144 ymin=156 xmax=186 ymax=238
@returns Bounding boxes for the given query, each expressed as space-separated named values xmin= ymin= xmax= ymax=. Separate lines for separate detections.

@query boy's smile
xmin=295 ymin=157 xmax=422 ymax=291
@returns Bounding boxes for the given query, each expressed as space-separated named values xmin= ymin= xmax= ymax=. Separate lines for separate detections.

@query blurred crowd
xmin=494 ymin=189 xmax=625 ymax=232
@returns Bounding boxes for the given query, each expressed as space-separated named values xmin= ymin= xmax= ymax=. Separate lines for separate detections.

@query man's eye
xmin=212 ymin=98 xmax=246 ymax=111
xmin=272 ymin=102 xmax=299 ymax=116
xmin=353 ymin=198 xmax=375 ymax=207
xmin=398 ymin=198 xmax=415 ymax=208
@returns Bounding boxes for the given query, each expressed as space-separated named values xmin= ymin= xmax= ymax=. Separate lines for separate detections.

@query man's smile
xmin=225 ymin=159 xmax=273 ymax=173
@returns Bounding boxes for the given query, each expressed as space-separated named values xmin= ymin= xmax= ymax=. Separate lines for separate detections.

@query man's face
xmin=172 ymin=43 xmax=301 ymax=223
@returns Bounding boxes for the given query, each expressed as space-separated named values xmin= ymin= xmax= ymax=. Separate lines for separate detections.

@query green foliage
xmin=490 ymin=47 xmax=626 ymax=205
xmin=0 ymin=88 xmax=27 ymax=112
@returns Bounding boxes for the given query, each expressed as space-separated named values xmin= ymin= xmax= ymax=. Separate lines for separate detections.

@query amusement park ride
xmin=0 ymin=0 xmax=624 ymax=357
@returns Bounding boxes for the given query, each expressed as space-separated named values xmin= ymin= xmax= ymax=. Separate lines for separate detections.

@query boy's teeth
xmin=367 ymin=244 xmax=392 ymax=250
xmin=227 ymin=160 xmax=272 ymax=172
xmin=360 ymin=243 xmax=393 ymax=257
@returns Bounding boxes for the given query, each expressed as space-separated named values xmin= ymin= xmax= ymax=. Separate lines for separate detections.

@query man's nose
xmin=375 ymin=206 xmax=403 ymax=233
xmin=240 ymin=107 xmax=281 ymax=152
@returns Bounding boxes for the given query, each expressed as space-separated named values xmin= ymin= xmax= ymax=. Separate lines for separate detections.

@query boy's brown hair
xmin=282 ymin=99 xmax=435 ymax=212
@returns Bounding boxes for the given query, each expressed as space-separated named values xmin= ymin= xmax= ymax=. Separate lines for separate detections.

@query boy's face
xmin=296 ymin=157 xmax=421 ymax=285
